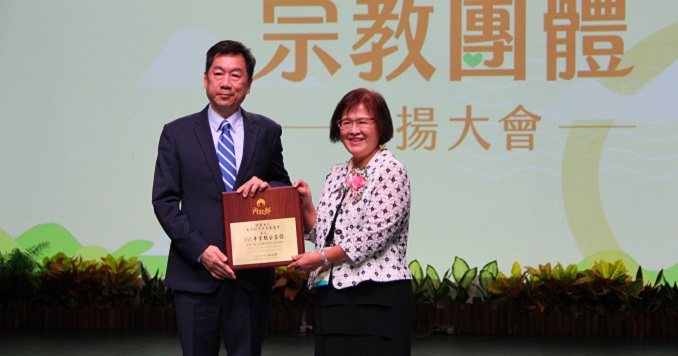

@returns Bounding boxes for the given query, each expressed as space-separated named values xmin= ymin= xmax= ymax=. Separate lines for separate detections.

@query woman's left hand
xmin=288 ymin=252 xmax=323 ymax=273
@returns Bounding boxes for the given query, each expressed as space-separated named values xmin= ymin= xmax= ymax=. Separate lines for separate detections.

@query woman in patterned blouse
xmin=290 ymin=88 xmax=413 ymax=355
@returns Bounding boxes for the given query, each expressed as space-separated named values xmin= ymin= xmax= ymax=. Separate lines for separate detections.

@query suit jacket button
xmin=335 ymin=229 xmax=342 ymax=235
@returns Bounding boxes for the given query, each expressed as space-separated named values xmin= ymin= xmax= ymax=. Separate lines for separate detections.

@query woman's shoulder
xmin=370 ymin=149 xmax=407 ymax=173
xmin=323 ymin=160 xmax=350 ymax=180
xmin=329 ymin=160 xmax=349 ymax=173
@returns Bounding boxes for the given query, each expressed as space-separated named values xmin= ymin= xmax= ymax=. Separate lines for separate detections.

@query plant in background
xmin=36 ymin=252 xmax=107 ymax=308
xmin=408 ymin=260 xmax=429 ymax=304
xmin=100 ymin=254 xmax=144 ymax=307
xmin=631 ymin=268 xmax=678 ymax=316
xmin=523 ymin=262 xmax=588 ymax=313
xmin=139 ymin=264 xmax=174 ymax=307
xmin=424 ymin=264 xmax=452 ymax=307
xmin=477 ymin=260 xmax=499 ymax=301
xmin=272 ymin=266 xmax=314 ymax=308
xmin=578 ymin=260 xmax=644 ymax=315
xmin=487 ymin=261 xmax=528 ymax=301
xmin=0 ymin=244 xmax=47 ymax=306
xmin=408 ymin=260 xmax=452 ymax=307
xmin=450 ymin=256 xmax=477 ymax=303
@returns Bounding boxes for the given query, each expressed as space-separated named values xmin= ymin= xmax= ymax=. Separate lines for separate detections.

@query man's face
xmin=204 ymin=53 xmax=251 ymax=118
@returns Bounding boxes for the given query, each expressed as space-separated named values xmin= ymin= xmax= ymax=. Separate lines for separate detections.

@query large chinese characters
xmin=255 ymin=0 xmax=633 ymax=82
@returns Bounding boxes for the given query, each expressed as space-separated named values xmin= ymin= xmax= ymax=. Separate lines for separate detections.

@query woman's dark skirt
xmin=314 ymin=279 xmax=413 ymax=356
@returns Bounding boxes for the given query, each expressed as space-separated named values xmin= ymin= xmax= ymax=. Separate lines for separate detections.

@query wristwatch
xmin=321 ymin=250 xmax=330 ymax=266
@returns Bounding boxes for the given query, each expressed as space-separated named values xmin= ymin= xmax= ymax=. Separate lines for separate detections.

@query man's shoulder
xmin=165 ymin=107 xmax=208 ymax=128
xmin=242 ymin=109 xmax=281 ymax=129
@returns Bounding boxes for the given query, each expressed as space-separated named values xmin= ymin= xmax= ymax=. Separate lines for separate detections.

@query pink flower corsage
xmin=343 ymin=167 xmax=368 ymax=202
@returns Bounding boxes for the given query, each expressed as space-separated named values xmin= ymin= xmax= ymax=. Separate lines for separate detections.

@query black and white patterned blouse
xmin=306 ymin=149 xmax=412 ymax=289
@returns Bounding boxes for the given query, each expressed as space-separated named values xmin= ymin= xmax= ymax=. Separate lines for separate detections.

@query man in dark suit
xmin=152 ymin=40 xmax=291 ymax=356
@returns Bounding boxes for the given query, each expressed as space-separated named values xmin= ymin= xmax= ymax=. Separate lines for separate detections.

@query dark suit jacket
xmin=152 ymin=106 xmax=291 ymax=294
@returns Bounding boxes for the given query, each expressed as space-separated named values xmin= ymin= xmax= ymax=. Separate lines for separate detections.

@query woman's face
xmin=339 ymin=103 xmax=380 ymax=168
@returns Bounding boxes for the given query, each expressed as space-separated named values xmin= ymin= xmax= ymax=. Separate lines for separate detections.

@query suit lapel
xmin=193 ymin=106 xmax=225 ymax=192
xmin=235 ymin=109 xmax=259 ymax=188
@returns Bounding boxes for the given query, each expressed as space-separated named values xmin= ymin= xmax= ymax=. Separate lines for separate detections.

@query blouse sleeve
xmin=339 ymin=161 xmax=411 ymax=264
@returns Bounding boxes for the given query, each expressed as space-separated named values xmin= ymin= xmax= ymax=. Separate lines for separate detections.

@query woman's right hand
xmin=293 ymin=179 xmax=313 ymax=205
xmin=294 ymin=179 xmax=317 ymax=233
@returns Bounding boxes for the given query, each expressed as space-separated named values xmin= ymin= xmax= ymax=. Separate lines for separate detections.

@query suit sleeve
xmin=151 ymin=124 xmax=210 ymax=262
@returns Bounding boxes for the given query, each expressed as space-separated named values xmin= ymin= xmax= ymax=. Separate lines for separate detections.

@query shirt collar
xmin=208 ymin=106 xmax=244 ymax=133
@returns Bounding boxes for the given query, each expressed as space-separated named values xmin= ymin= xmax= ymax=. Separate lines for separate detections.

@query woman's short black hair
xmin=329 ymin=88 xmax=394 ymax=146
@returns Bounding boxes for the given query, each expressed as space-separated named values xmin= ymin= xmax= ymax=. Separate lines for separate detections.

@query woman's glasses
xmin=337 ymin=118 xmax=374 ymax=130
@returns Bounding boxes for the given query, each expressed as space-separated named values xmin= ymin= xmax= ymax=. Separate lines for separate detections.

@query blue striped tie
xmin=218 ymin=120 xmax=237 ymax=191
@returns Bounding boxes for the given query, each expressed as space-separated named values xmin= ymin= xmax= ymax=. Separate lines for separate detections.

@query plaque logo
xmin=252 ymin=198 xmax=272 ymax=216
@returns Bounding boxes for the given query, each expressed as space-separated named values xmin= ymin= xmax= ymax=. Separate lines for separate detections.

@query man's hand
xmin=201 ymin=245 xmax=236 ymax=280
xmin=236 ymin=176 xmax=270 ymax=198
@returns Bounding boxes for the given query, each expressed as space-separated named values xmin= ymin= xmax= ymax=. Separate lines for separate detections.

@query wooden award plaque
xmin=222 ymin=186 xmax=304 ymax=270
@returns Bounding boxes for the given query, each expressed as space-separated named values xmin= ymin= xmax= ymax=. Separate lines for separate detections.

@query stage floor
xmin=1 ymin=330 xmax=677 ymax=355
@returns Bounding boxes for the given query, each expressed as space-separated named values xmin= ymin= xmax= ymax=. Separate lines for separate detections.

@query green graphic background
xmin=1 ymin=2 xmax=677 ymax=283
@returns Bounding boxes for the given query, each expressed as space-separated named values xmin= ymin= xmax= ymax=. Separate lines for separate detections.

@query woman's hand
xmin=293 ymin=179 xmax=313 ymax=206
xmin=293 ymin=179 xmax=317 ymax=232
xmin=288 ymin=252 xmax=323 ymax=273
